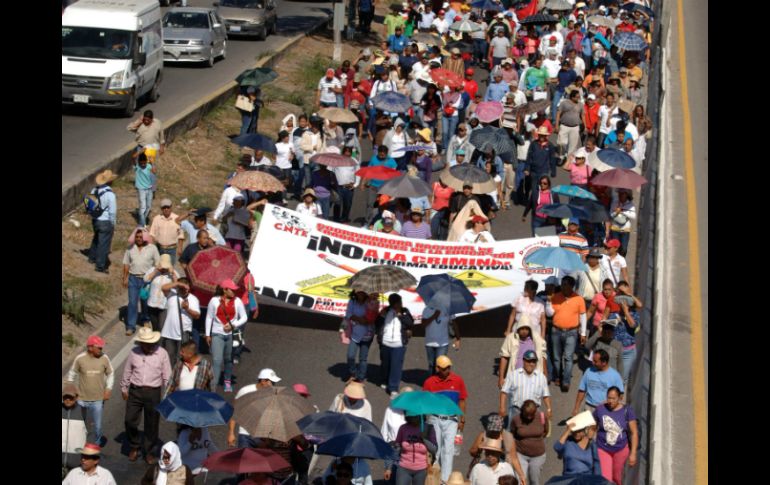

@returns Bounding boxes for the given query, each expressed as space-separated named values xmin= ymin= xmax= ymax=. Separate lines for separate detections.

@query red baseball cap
xmin=438 ymin=9 xmax=445 ymax=14
xmin=471 ymin=215 xmax=489 ymax=224
xmin=87 ymin=335 xmax=105 ymax=347
xmin=605 ymin=239 xmax=621 ymax=248
xmin=454 ymin=15 xmax=462 ymax=21
xmin=220 ymin=279 xmax=239 ymax=290
xmin=293 ymin=383 xmax=311 ymax=397
xmin=465 ymin=68 xmax=474 ymax=76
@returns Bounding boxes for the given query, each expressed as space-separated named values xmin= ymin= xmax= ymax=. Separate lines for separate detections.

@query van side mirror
xmin=134 ymin=52 xmax=147 ymax=67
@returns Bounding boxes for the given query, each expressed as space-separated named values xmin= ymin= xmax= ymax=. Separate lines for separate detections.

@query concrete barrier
xmin=61 ymin=16 xmax=330 ymax=218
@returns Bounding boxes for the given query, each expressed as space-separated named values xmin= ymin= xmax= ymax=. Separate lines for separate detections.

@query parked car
xmin=214 ymin=0 xmax=277 ymax=40
xmin=162 ymin=8 xmax=227 ymax=67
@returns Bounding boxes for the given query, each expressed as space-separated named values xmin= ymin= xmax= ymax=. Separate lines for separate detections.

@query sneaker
xmin=390 ymin=391 xmax=399 ymax=398
xmin=232 ymin=357 xmax=240 ymax=365
xmin=380 ymin=383 xmax=387 ymax=390
xmin=224 ymin=381 xmax=233 ymax=393
xmin=125 ymin=329 xmax=136 ymax=336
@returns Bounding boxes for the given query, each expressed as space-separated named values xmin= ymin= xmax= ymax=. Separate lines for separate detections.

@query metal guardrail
xmin=626 ymin=1 xmax=663 ymax=484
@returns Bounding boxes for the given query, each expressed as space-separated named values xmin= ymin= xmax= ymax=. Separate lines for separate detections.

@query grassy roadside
xmin=60 ymin=28 xmax=383 ymax=363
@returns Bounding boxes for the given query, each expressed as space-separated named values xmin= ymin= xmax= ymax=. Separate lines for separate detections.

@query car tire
xmin=271 ymin=20 xmax=277 ymax=35
xmin=122 ymin=91 xmax=137 ymax=118
xmin=219 ymin=40 xmax=227 ymax=60
xmin=257 ymin=25 xmax=267 ymax=41
xmin=206 ymin=47 xmax=215 ymax=67
xmin=147 ymin=74 xmax=161 ymax=102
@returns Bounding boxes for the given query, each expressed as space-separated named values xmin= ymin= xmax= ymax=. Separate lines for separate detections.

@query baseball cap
xmin=587 ymin=93 xmax=597 ymax=100
xmin=220 ymin=279 xmax=239 ymax=290
xmin=574 ymin=147 xmax=587 ymax=158
xmin=436 ymin=355 xmax=452 ymax=368
xmin=382 ymin=217 xmax=394 ymax=226
xmin=605 ymin=239 xmax=621 ymax=248
xmin=601 ymin=318 xmax=619 ymax=328
xmin=257 ymin=368 xmax=282 ymax=383
xmin=63 ymin=382 xmax=79 ymax=398
xmin=465 ymin=68 xmax=474 ymax=76
xmin=568 ymin=217 xmax=580 ymax=225
xmin=471 ymin=215 xmax=489 ymax=224
xmin=438 ymin=9 xmax=445 ymax=15
xmin=326 ymin=68 xmax=335 ymax=77
xmin=587 ymin=247 xmax=603 ymax=259
xmin=455 ymin=149 xmax=465 ymax=156
xmin=87 ymin=335 xmax=105 ymax=347
xmin=503 ymin=58 xmax=513 ymax=65
xmin=293 ymin=383 xmax=311 ymax=397
xmin=160 ymin=198 xmax=173 ymax=208
xmin=523 ymin=350 xmax=538 ymax=361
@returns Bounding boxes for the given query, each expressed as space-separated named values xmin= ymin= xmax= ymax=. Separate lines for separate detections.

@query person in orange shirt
xmin=583 ymin=94 xmax=601 ymax=139
xmin=545 ymin=276 xmax=587 ymax=392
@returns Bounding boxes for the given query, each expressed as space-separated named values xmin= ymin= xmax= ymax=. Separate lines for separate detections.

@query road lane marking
xmin=676 ymin=0 xmax=707 ymax=483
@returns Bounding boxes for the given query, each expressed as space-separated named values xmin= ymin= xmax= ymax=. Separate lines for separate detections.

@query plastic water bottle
xmin=453 ymin=432 xmax=463 ymax=456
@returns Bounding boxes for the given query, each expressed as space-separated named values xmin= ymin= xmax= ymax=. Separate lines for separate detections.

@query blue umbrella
xmin=416 ymin=274 xmax=476 ymax=315
xmin=551 ymin=185 xmax=598 ymax=201
xmin=391 ymin=391 xmax=464 ymax=416
xmin=231 ymin=133 xmax=277 ymax=153
xmin=545 ymin=474 xmax=613 ymax=485
xmin=471 ymin=0 xmax=504 ymax=12
xmin=539 ymin=203 xmax=589 ymax=220
xmin=569 ymin=198 xmax=611 ymax=223
xmin=596 ymin=148 xmax=636 ymax=169
xmin=524 ymin=247 xmax=587 ymax=272
xmin=612 ymin=32 xmax=648 ymax=51
xmin=297 ymin=411 xmax=383 ymax=445
xmin=372 ymin=91 xmax=412 ymax=113
xmin=316 ymin=432 xmax=398 ymax=460
xmin=157 ymin=389 xmax=234 ymax=428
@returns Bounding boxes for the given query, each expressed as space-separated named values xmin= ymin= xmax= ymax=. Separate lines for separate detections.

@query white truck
xmin=62 ymin=0 xmax=163 ymax=117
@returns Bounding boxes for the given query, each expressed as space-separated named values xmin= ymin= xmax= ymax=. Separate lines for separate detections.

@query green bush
xmin=61 ymin=277 xmax=110 ymax=325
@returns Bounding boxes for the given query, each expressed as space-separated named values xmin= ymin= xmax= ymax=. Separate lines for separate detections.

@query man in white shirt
xmin=597 ymin=93 xmax=618 ymax=148
xmin=317 ymin=68 xmax=343 ymax=108
xmin=543 ymin=50 xmax=562 ymax=80
xmin=249 ymin=148 xmax=272 ymax=167
xmin=422 ymin=306 xmax=460 ymax=373
xmin=410 ymin=56 xmax=431 ymax=80
xmin=431 ymin=10 xmax=449 ymax=35
xmin=62 ymin=443 xmax=117 ymax=485
xmin=333 ymin=144 xmax=360 ymax=223
xmin=213 ymin=184 xmax=243 ymax=222
xmin=418 ymin=5 xmax=436 ymax=31
xmin=160 ymin=278 xmax=201 ymax=365
xmin=227 ymin=368 xmax=281 ymax=447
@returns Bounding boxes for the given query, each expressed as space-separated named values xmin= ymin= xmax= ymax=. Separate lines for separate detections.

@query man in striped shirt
xmin=559 ymin=217 xmax=589 ymax=261
xmin=498 ymin=350 xmax=552 ymax=422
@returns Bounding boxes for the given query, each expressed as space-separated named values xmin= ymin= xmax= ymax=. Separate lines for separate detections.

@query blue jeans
xmin=380 ymin=345 xmax=406 ymax=393
xmin=531 ymin=215 xmax=548 ymax=237
xmin=240 ymin=111 xmax=252 ymax=135
xmin=610 ymin=230 xmax=631 ymax=256
xmin=127 ymin=274 xmax=149 ymax=331
xmin=425 ymin=345 xmax=449 ymax=373
xmin=210 ymin=333 xmax=234 ymax=389
xmin=551 ymin=90 xmax=564 ymax=123
xmin=427 ymin=416 xmax=458 ymax=482
xmin=441 ymin=116 xmax=459 ymax=153
xmin=347 ymin=339 xmax=372 ymax=381
xmin=621 ymin=345 xmax=637 ymax=385
xmin=367 ymin=106 xmax=378 ymax=138
xmin=158 ymin=246 xmax=178 ymax=267
xmin=317 ymin=196 xmax=331 ymax=220
xmin=335 ymin=186 xmax=354 ymax=221
xmin=88 ymin=220 xmax=114 ymax=271
xmin=335 ymin=94 xmax=345 ymax=108
xmin=394 ymin=156 xmax=408 ymax=172
xmin=430 ymin=208 xmax=447 ymax=240
xmin=137 ymin=189 xmax=153 ymax=227
xmin=412 ymin=105 xmax=424 ymax=127
xmin=472 ymin=39 xmax=488 ymax=64
xmin=77 ymin=400 xmax=104 ymax=444
xmin=551 ymin=327 xmax=578 ymax=386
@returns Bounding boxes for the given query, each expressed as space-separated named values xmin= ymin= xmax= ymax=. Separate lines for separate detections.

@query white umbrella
xmin=449 ymin=20 xmax=482 ymax=33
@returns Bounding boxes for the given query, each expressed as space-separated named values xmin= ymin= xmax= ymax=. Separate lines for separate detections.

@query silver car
xmin=215 ymin=0 xmax=278 ymax=41
xmin=162 ymin=8 xmax=227 ymax=67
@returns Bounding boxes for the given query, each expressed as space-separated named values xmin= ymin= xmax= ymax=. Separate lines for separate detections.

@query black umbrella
xmin=377 ymin=174 xmax=433 ymax=198
xmin=231 ymin=133 xmax=277 ymax=153
xmin=569 ymin=198 xmax=611 ymax=223
xmin=235 ymin=67 xmax=278 ymax=87
xmin=469 ymin=126 xmax=516 ymax=155
xmin=520 ymin=13 xmax=560 ymax=25
xmin=439 ymin=165 xmax=496 ymax=193
xmin=445 ymin=41 xmax=474 ymax=54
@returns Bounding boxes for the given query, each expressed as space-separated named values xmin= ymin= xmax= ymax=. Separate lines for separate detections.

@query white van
xmin=62 ymin=0 xmax=163 ymax=117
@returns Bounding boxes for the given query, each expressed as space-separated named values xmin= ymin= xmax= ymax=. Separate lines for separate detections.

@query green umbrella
xmin=390 ymin=391 xmax=464 ymax=416
xmin=236 ymin=67 xmax=278 ymax=87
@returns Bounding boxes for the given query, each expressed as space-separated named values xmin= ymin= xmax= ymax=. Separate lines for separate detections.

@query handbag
xmin=139 ymin=282 xmax=151 ymax=301
xmin=235 ymin=94 xmax=254 ymax=112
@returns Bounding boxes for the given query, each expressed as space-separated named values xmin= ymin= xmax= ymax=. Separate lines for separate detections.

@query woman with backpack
xmin=509 ymin=400 xmax=548 ymax=485
xmin=593 ymin=387 xmax=639 ymax=484
xmin=375 ymin=294 xmax=415 ymax=397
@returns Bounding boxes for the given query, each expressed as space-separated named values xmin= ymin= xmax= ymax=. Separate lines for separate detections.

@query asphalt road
xmin=659 ymin=0 xmax=708 ymax=482
xmin=61 ymin=0 xmax=333 ymax=191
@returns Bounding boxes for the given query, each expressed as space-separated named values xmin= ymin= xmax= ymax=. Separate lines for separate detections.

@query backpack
xmin=84 ymin=187 xmax=110 ymax=218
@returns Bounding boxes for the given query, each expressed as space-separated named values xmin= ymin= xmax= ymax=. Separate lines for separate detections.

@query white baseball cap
xmin=257 ymin=368 xmax=282 ymax=383
xmin=587 ymin=94 xmax=597 ymax=100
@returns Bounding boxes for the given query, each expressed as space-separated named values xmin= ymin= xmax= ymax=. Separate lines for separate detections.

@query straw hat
xmin=479 ymin=437 xmax=504 ymax=453
xmin=135 ymin=325 xmax=161 ymax=344
xmin=77 ymin=443 xmax=102 ymax=456
xmin=344 ymin=381 xmax=366 ymax=400
xmin=158 ymin=254 xmax=173 ymax=270
xmin=417 ymin=128 xmax=432 ymax=141
xmin=446 ymin=471 xmax=466 ymax=485
xmin=95 ymin=169 xmax=118 ymax=185
xmin=302 ymin=188 xmax=317 ymax=200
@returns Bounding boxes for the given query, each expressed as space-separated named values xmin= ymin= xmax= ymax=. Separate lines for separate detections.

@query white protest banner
xmin=248 ymin=204 xmax=559 ymax=322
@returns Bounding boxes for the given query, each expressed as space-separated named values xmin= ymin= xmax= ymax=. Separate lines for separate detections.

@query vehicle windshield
xmin=220 ymin=0 xmax=264 ymax=8
xmin=163 ymin=12 xmax=210 ymax=29
xmin=62 ymin=27 xmax=135 ymax=60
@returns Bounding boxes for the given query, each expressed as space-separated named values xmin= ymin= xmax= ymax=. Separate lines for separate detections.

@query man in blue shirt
xmin=84 ymin=170 xmax=118 ymax=273
xmin=388 ymin=26 xmax=408 ymax=55
xmin=178 ymin=209 xmax=226 ymax=248
xmin=134 ymin=152 xmax=156 ymax=227
xmin=362 ymin=146 xmax=397 ymax=224
xmin=572 ymin=349 xmax=624 ymax=414
xmin=484 ymin=68 xmax=509 ymax=102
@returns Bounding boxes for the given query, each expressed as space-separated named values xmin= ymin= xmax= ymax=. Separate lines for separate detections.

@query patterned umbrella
xmin=474 ymin=101 xmax=504 ymax=123
xmin=355 ymin=166 xmax=402 ymax=180
xmin=229 ymin=170 xmax=286 ymax=192
xmin=235 ymin=67 xmax=278 ymax=87
xmin=348 ymin=265 xmax=417 ymax=293
xmin=430 ymin=69 xmax=464 ymax=89
xmin=372 ymin=91 xmax=412 ymax=113
xmin=309 ymin=153 xmax=357 ymax=167
xmin=524 ymin=247 xmax=587 ymax=272
xmin=545 ymin=0 xmax=572 ymax=10
xmin=596 ymin=148 xmax=636 ymax=169
xmin=612 ymin=32 xmax=648 ymax=51
xmin=469 ymin=126 xmax=516 ymax=155
xmin=439 ymin=165 xmax=497 ymax=193
xmin=416 ymin=274 xmax=476 ymax=315
xmin=234 ymin=386 xmax=314 ymax=442
xmin=470 ymin=0 xmax=504 ymax=12
xmin=587 ymin=15 xmax=616 ymax=29
xmin=570 ymin=198 xmax=611 ymax=223
xmin=411 ymin=32 xmax=442 ymax=44
xmin=157 ymin=390 xmax=233 ymax=428
xmin=187 ymin=246 xmax=247 ymax=295
xmin=589 ymin=168 xmax=648 ymax=190
xmin=231 ymin=133 xmax=277 ymax=153
xmin=539 ymin=203 xmax=589 ymax=220
xmin=318 ymin=107 xmax=360 ymax=124
xmin=377 ymin=174 xmax=433 ymax=198
xmin=520 ymin=13 xmax=560 ymax=25
xmin=203 ymin=448 xmax=291 ymax=474
xmin=449 ymin=20 xmax=482 ymax=33
xmin=551 ymin=185 xmax=598 ymax=201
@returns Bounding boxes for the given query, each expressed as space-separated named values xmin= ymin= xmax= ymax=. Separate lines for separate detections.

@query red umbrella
xmin=203 ymin=448 xmax=291 ymax=474
xmin=187 ymin=246 xmax=247 ymax=294
xmin=309 ymin=153 xmax=357 ymax=167
xmin=474 ymin=101 xmax=504 ymax=123
xmin=355 ymin=166 xmax=402 ymax=180
xmin=589 ymin=168 xmax=648 ymax=190
xmin=430 ymin=68 xmax=464 ymax=89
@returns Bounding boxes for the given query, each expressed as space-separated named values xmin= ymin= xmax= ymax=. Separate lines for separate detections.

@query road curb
xmin=61 ymin=15 xmax=331 ymax=218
